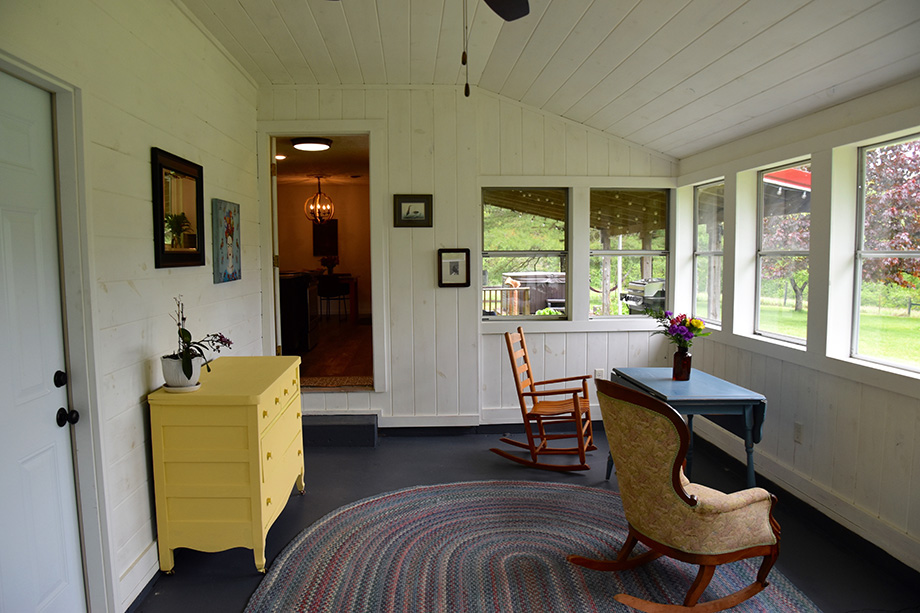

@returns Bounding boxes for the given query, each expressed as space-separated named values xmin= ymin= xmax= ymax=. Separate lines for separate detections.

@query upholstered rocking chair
xmin=568 ymin=378 xmax=781 ymax=612
xmin=489 ymin=327 xmax=596 ymax=471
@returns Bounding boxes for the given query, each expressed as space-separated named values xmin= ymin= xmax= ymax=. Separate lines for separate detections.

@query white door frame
xmin=0 ymin=53 xmax=110 ymax=612
xmin=256 ymin=119 xmax=391 ymax=393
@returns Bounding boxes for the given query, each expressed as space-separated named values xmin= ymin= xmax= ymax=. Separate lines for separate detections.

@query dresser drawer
xmin=258 ymin=363 xmax=300 ymax=432
xmin=260 ymin=401 xmax=301 ymax=484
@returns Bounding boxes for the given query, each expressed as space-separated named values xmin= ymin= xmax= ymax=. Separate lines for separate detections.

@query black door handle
xmin=56 ymin=407 xmax=80 ymax=427
xmin=54 ymin=370 xmax=68 ymax=387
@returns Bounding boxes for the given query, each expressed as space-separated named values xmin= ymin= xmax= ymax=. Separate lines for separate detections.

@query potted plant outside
xmin=161 ymin=296 xmax=232 ymax=390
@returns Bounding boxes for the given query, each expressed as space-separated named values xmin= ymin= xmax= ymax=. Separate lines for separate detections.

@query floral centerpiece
xmin=162 ymin=296 xmax=232 ymax=386
xmin=646 ymin=309 xmax=710 ymax=348
xmin=320 ymin=255 xmax=339 ymax=275
xmin=646 ymin=309 xmax=710 ymax=380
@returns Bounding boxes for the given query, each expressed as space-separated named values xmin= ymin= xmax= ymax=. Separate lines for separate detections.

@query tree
xmin=862 ymin=138 xmax=920 ymax=287
xmin=760 ymin=165 xmax=812 ymax=312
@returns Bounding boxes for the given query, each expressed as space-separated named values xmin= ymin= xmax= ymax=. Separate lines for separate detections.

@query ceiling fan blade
xmin=484 ymin=0 xmax=529 ymax=21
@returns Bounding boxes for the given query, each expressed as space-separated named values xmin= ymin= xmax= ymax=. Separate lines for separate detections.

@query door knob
xmin=54 ymin=370 xmax=68 ymax=387
xmin=56 ymin=407 xmax=80 ymax=427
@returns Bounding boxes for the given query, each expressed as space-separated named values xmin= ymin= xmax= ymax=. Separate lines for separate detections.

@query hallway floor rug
xmin=300 ymin=375 xmax=373 ymax=388
xmin=245 ymin=480 xmax=821 ymax=612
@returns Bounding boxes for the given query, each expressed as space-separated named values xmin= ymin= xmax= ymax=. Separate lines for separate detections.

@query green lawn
xmin=759 ymin=304 xmax=920 ymax=368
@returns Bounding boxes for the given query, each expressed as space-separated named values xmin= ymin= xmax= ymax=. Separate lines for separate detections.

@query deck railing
xmin=482 ymin=286 xmax=531 ymax=315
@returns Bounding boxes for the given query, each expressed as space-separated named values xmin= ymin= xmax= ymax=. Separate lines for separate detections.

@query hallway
xmin=298 ymin=316 xmax=373 ymax=389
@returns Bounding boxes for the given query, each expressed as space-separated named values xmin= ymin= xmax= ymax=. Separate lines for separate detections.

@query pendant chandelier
xmin=304 ymin=176 xmax=334 ymax=224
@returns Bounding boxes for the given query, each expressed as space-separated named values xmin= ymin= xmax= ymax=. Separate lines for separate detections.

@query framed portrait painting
xmin=212 ymin=198 xmax=241 ymax=283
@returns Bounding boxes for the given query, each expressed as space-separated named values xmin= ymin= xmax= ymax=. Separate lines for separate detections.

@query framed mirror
xmin=152 ymin=147 xmax=205 ymax=268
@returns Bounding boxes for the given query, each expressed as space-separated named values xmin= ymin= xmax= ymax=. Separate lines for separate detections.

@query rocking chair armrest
xmin=523 ymin=387 xmax=586 ymax=398
xmin=685 ymin=483 xmax=775 ymax=515
xmin=532 ymin=374 xmax=592 ymax=387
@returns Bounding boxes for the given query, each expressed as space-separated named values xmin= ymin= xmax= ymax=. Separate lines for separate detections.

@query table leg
xmin=744 ymin=405 xmax=756 ymax=488
xmin=685 ymin=414 xmax=694 ymax=480
xmin=349 ymin=281 xmax=358 ymax=323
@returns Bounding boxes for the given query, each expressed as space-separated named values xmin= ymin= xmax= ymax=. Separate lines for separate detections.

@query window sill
xmin=481 ymin=317 xmax=657 ymax=335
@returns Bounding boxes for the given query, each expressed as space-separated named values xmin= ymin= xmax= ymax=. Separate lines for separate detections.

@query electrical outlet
xmin=793 ymin=422 xmax=804 ymax=444
xmin=594 ymin=368 xmax=606 ymax=380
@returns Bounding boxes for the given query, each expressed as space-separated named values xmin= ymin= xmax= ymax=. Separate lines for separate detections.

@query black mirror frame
xmin=152 ymin=147 xmax=205 ymax=268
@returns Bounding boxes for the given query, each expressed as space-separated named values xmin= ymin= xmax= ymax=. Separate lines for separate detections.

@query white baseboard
xmin=694 ymin=419 xmax=920 ymax=572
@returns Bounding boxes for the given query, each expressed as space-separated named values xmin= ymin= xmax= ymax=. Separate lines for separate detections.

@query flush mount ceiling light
xmin=291 ymin=137 xmax=332 ymax=152
xmin=304 ymin=176 xmax=335 ymax=224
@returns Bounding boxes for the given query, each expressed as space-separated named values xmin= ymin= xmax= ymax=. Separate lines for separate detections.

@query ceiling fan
xmin=483 ymin=0 xmax=529 ymax=21
xmin=460 ymin=0 xmax=529 ymax=96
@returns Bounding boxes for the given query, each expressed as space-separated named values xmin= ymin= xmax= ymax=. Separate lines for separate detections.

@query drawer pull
xmin=297 ymin=449 xmax=303 ymax=456
xmin=266 ymin=497 xmax=272 ymax=506
xmin=296 ymin=412 xmax=301 ymax=419
xmin=275 ymin=397 xmax=280 ymax=405
xmin=262 ymin=410 xmax=268 ymax=418
xmin=284 ymin=388 xmax=289 ymax=396
xmin=266 ymin=451 xmax=272 ymax=460
xmin=292 ymin=378 xmax=297 ymax=386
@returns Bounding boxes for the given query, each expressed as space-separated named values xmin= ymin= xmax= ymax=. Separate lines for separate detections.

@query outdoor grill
xmin=620 ymin=277 xmax=666 ymax=315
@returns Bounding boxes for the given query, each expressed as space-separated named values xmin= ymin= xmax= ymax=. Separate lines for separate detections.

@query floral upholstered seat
xmin=568 ymin=378 xmax=781 ymax=612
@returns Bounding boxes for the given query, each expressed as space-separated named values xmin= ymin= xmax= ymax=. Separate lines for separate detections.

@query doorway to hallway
xmin=273 ymin=134 xmax=372 ymax=390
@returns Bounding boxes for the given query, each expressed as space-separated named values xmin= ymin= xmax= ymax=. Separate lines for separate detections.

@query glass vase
xmin=672 ymin=346 xmax=692 ymax=381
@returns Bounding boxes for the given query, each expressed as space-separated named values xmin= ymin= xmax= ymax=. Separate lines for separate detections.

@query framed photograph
xmin=152 ymin=147 xmax=205 ymax=268
xmin=212 ymin=198 xmax=241 ymax=283
xmin=438 ymin=248 xmax=470 ymax=288
xmin=393 ymin=194 xmax=432 ymax=227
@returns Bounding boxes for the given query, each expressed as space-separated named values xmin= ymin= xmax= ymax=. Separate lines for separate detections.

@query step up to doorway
xmin=302 ymin=414 xmax=378 ymax=447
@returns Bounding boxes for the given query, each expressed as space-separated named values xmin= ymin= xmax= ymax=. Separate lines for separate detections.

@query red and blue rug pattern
xmin=245 ymin=480 xmax=821 ymax=612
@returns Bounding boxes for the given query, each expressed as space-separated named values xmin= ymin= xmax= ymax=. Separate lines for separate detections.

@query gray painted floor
xmin=129 ymin=426 xmax=920 ymax=613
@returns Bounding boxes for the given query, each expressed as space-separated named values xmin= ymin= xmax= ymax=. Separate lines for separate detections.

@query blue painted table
xmin=609 ymin=367 xmax=767 ymax=488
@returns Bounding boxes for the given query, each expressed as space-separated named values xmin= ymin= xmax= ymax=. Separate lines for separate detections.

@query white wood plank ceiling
xmin=180 ymin=0 xmax=920 ymax=158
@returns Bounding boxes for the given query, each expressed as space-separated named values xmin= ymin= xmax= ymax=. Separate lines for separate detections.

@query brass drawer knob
xmin=266 ymin=451 xmax=272 ymax=460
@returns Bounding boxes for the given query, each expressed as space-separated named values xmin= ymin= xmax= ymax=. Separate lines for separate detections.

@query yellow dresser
xmin=148 ymin=356 xmax=304 ymax=573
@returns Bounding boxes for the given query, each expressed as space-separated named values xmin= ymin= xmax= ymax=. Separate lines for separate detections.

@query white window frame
xmin=693 ymin=180 xmax=724 ymax=325
xmin=481 ymin=186 xmax=570 ymax=321
xmin=755 ymin=160 xmax=811 ymax=345
xmin=851 ymin=133 xmax=920 ymax=373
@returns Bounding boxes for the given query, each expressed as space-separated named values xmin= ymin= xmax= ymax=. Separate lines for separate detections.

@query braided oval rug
xmin=245 ymin=480 xmax=821 ymax=612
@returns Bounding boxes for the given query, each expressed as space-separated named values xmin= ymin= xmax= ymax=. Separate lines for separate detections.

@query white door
xmin=0 ymin=71 xmax=87 ymax=612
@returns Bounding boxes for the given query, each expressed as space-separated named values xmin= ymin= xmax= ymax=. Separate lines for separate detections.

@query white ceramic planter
xmin=161 ymin=355 xmax=204 ymax=389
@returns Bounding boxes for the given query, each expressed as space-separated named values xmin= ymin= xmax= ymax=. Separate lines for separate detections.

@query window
xmin=854 ymin=134 xmax=920 ymax=371
xmin=589 ymin=189 xmax=668 ymax=316
xmin=757 ymin=162 xmax=812 ymax=342
xmin=481 ymin=187 xmax=567 ymax=318
xmin=694 ymin=181 xmax=724 ymax=323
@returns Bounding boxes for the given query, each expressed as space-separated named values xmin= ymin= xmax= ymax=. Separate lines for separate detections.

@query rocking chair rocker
xmin=489 ymin=327 xmax=596 ymax=471
xmin=568 ymin=378 xmax=781 ymax=612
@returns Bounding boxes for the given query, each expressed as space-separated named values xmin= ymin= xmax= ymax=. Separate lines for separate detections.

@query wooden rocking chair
xmin=568 ymin=378 xmax=781 ymax=612
xmin=489 ymin=327 xmax=596 ymax=471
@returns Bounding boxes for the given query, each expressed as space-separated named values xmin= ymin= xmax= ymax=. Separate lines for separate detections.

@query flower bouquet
xmin=646 ymin=309 xmax=710 ymax=380
xmin=646 ymin=309 xmax=710 ymax=348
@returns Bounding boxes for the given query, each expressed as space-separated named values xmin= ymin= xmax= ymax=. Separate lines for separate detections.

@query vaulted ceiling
xmin=182 ymin=0 xmax=920 ymax=160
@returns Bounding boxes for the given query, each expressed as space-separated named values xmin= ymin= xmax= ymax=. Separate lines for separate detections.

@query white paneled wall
xmin=692 ymin=340 xmax=920 ymax=571
xmin=1 ymin=0 xmax=260 ymax=609
xmin=481 ymin=330 xmax=672 ymax=423
xmin=259 ymin=86 xmax=677 ymax=426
